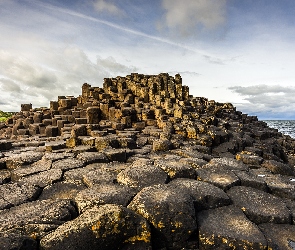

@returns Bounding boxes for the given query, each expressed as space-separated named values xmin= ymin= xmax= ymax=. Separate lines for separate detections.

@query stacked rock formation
xmin=1 ymin=73 xmax=295 ymax=249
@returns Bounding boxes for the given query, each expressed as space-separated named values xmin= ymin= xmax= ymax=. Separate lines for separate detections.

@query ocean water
xmin=263 ymin=120 xmax=295 ymax=139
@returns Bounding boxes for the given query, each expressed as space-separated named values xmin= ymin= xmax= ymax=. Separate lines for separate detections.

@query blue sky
xmin=1 ymin=0 xmax=295 ymax=119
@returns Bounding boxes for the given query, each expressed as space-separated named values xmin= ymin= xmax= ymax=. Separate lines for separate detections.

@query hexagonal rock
xmin=117 ymin=164 xmax=168 ymax=189
xmin=196 ymin=167 xmax=240 ymax=191
xmin=5 ymin=151 xmax=44 ymax=170
xmin=17 ymin=169 xmax=63 ymax=188
xmin=264 ymin=175 xmax=295 ymax=200
xmin=74 ymin=184 xmax=137 ymax=213
xmin=38 ymin=181 xmax=87 ymax=201
xmin=76 ymin=152 xmax=109 ymax=165
xmin=0 ymin=199 xmax=77 ymax=239
xmin=208 ymin=157 xmax=249 ymax=171
xmin=0 ymin=232 xmax=37 ymax=250
xmin=103 ymin=148 xmax=127 ymax=162
xmin=197 ymin=205 xmax=268 ymax=250
xmin=40 ymin=204 xmax=151 ymax=250
xmin=128 ymin=184 xmax=197 ymax=249
xmin=233 ymin=170 xmax=268 ymax=192
xmin=168 ymin=178 xmax=231 ymax=211
xmin=11 ymin=159 xmax=52 ymax=181
xmin=152 ymin=139 xmax=172 ymax=151
xmin=51 ymin=158 xmax=86 ymax=171
xmin=154 ymin=160 xmax=196 ymax=180
xmin=261 ymin=160 xmax=294 ymax=176
xmin=258 ymin=223 xmax=295 ymax=250
xmin=0 ymin=182 xmax=40 ymax=210
xmin=82 ymin=168 xmax=117 ymax=187
xmin=227 ymin=186 xmax=291 ymax=224
xmin=236 ymin=152 xmax=263 ymax=166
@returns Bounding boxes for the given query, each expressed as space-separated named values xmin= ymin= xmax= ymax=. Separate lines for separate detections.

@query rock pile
xmin=1 ymin=73 xmax=295 ymax=249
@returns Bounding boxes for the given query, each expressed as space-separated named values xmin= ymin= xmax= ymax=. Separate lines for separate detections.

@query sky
xmin=1 ymin=0 xmax=295 ymax=120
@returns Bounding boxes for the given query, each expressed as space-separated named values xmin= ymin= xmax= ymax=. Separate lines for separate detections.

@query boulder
xmin=75 ymin=183 xmax=136 ymax=213
xmin=197 ymin=205 xmax=267 ymax=249
xmin=117 ymin=163 xmax=168 ymax=189
xmin=261 ymin=160 xmax=294 ymax=176
xmin=259 ymin=223 xmax=295 ymax=250
xmin=40 ymin=204 xmax=151 ymax=250
xmin=128 ymin=184 xmax=197 ymax=249
xmin=227 ymin=186 xmax=291 ymax=224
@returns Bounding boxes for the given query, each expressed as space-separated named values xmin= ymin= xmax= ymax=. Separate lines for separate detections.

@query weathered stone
xmin=17 ymin=169 xmax=63 ymax=188
xmin=0 ymin=182 xmax=40 ymax=210
xmin=236 ymin=152 xmax=264 ymax=166
xmin=51 ymin=158 xmax=85 ymax=171
xmin=38 ymin=181 xmax=86 ymax=201
xmin=233 ymin=170 xmax=268 ymax=191
xmin=117 ymin=163 xmax=168 ymax=189
xmin=0 ymin=232 xmax=38 ymax=250
xmin=0 ymin=169 xmax=11 ymax=184
xmin=5 ymin=151 xmax=44 ymax=170
xmin=82 ymin=168 xmax=117 ymax=187
xmin=11 ymin=159 xmax=52 ymax=181
xmin=45 ymin=140 xmax=66 ymax=151
xmin=197 ymin=205 xmax=268 ymax=249
xmin=152 ymin=138 xmax=172 ymax=151
xmin=0 ymin=199 xmax=77 ymax=239
xmin=76 ymin=151 xmax=109 ymax=164
xmin=196 ymin=167 xmax=240 ymax=191
xmin=168 ymin=178 xmax=231 ymax=211
xmin=75 ymin=184 xmax=136 ymax=213
xmin=40 ymin=204 xmax=151 ymax=250
xmin=259 ymin=223 xmax=295 ymax=250
xmin=128 ymin=184 xmax=197 ymax=249
xmin=261 ymin=160 xmax=294 ymax=176
xmin=227 ymin=186 xmax=291 ymax=224
xmin=103 ymin=148 xmax=127 ymax=162
xmin=155 ymin=159 xmax=196 ymax=179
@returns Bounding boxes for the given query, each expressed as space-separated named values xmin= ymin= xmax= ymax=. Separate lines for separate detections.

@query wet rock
xmin=40 ymin=204 xmax=151 ymax=250
xmin=196 ymin=167 xmax=240 ymax=191
xmin=17 ymin=169 xmax=63 ymax=188
xmin=227 ymin=186 xmax=291 ymax=224
xmin=0 ymin=182 xmax=40 ymax=210
xmin=51 ymin=158 xmax=86 ymax=171
xmin=197 ymin=205 xmax=267 ymax=249
xmin=75 ymin=183 xmax=136 ymax=213
xmin=259 ymin=223 xmax=295 ymax=250
xmin=261 ymin=160 xmax=294 ymax=176
xmin=128 ymin=184 xmax=197 ymax=249
xmin=154 ymin=159 xmax=196 ymax=179
xmin=168 ymin=178 xmax=231 ymax=211
xmin=117 ymin=163 xmax=168 ymax=189
xmin=39 ymin=181 xmax=86 ymax=200
xmin=0 ymin=199 xmax=77 ymax=239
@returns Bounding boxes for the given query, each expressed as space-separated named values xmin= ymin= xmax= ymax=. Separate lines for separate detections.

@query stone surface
xmin=75 ymin=183 xmax=136 ymax=213
xmin=40 ymin=204 xmax=151 ymax=250
xmin=227 ymin=186 xmax=291 ymax=224
xmin=259 ymin=223 xmax=295 ymax=250
xmin=128 ymin=184 xmax=197 ymax=249
xmin=117 ymin=163 xmax=168 ymax=189
xmin=197 ymin=205 xmax=268 ymax=249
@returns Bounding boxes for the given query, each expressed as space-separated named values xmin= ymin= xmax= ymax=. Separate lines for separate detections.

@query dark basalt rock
xmin=1 ymin=72 xmax=295 ymax=249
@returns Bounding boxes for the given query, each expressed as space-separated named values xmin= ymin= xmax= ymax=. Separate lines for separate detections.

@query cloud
xmin=0 ymin=78 xmax=21 ymax=93
xmin=161 ymin=0 xmax=227 ymax=35
xmin=229 ymin=84 xmax=295 ymax=118
xmin=97 ymin=56 xmax=137 ymax=74
xmin=93 ymin=0 xmax=125 ymax=16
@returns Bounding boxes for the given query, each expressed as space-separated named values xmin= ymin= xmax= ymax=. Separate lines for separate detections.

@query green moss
xmin=0 ymin=110 xmax=14 ymax=122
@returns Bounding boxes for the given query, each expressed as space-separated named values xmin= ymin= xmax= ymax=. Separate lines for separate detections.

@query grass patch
xmin=0 ymin=110 xmax=14 ymax=123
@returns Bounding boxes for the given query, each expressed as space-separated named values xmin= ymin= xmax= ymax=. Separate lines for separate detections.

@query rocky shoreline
xmin=0 ymin=73 xmax=295 ymax=249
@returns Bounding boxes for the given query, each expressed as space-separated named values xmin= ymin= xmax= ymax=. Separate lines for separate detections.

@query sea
xmin=263 ymin=120 xmax=295 ymax=139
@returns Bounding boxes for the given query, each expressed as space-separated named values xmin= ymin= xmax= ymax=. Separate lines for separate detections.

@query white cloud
xmin=161 ymin=0 xmax=227 ymax=35
xmin=93 ymin=0 xmax=125 ymax=16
